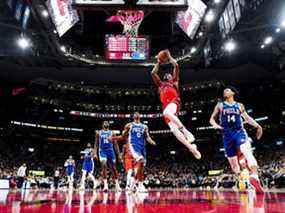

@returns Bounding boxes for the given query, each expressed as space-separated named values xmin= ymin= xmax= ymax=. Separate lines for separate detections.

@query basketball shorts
xmin=223 ymin=129 xmax=248 ymax=158
xmin=82 ymin=159 xmax=94 ymax=173
xmin=99 ymin=149 xmax=116 ymax=164
xmin=128 ymin=143 xmax=146 ymax=163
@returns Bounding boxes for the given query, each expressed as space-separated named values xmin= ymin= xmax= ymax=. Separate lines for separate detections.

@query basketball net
xmin=117 ymin=10 xmax=144 ymax=37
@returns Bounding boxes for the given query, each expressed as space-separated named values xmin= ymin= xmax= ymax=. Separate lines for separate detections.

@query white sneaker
xmin=188 ymin=144 xmax=201 ymax=159
xmin=93 ymin=180 xmax=99 ymax=190
xmin=103 ymin=184 xmax=108 ymax=192
xmin=137 ymin=183 xmax=147 ymax=193
xmin=115 ymin=183 xmax=122 ymax=192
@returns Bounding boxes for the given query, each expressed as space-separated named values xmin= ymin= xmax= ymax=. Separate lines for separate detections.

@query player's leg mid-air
xmin=122 ymin=143 xmax=135 ymax=191
xmin=94 ymin=121 xmax=122 ymax=192
xmin=80 ymin=143 xmax=98 ymax=190
xmin=209 ymin=87 xmax=264 ymax=193
xmin=151 ymin=50 xmax=201 ymax=159
xmin=109 ymin=112 xmax=156 ymax=192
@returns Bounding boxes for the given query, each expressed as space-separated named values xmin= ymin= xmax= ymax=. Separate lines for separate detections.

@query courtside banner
xmin=208 ymin=170 xmax=224 ymax=176
xmin=29 ymin=170 xmax=45 ymax=176
xmin=176 ymin=0 xmax=207 ymax=39
xmin=74 ymin=0 xmax=124 ymax=5
xmin=46 ymin=0 xmax=79 ymax=37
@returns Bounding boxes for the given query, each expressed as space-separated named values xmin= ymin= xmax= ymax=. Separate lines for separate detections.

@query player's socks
xmin=249 ymin=174 xmax=264 ymax=193
xmin=115 ymin=180 xmax=121 ymax=192
xmin=180 ymin=127 xmax=195 ymax=143
xmin=126 ymin=170 xmax=133 ymax=189
xmin=103 ymin=179 xmax=108 ymax=192
xmin=137 ymin=182 xmax=147 ymax=192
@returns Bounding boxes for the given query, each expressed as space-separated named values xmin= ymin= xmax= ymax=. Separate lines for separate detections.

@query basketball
xmin=156 ymin=50 xmax=169 ymax=63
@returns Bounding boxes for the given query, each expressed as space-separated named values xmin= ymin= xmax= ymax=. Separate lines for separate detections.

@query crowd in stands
xmin=0 ymin=138 xmax=284 ymax=190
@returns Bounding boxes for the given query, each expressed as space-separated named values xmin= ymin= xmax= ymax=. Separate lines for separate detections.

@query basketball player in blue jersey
xmin=109 ymin=112 xmax=156 ymax=192
xmin=64 ymin=155 xmax=75 ymax=188
xmin=94 ymin=121 xmax=122 ymax=192
xmin=209 ymin=87 xmax=264 ymax=193
xmin=79 ymin=143 xmax=98 ymax=190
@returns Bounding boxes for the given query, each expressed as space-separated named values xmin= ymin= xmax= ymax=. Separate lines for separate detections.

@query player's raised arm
xmin=144 ymin=125 xmax=156 ymax=145
xmin=94 ymin=131 xmax=99 ymax=160
xmin=239 ymin=103 xmax=263 ymax=140
xmin=209 ymin=103 xmax=223 ymax=130
xmin=108 ymin=123 xmax=131 ymax=142
xmin=151 ymin=63 xmax=162 ymax=87
xmin=167 ymin=51 xmax=179 ymax=83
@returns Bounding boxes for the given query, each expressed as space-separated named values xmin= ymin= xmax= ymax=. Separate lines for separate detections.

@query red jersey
xmin=159 ymin=80 xmax=181 ymax=109
xmin=123 ymin=144 xmax=134 ymax=171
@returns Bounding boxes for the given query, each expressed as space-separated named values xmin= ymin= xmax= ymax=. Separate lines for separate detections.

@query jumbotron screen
xmin=105 ymin=35 xmax=149 ymax=60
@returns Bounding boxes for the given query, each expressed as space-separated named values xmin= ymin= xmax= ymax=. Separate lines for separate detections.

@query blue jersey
xmin=82 ymin=148 xmax=93 ymax=160
xmin=82 ymin=148 xmax=94 ymax=173
xmin=220 ymin=101 xmax=244 ymax=134
xmin=129 ymin=122 xmax=146 ymax=148
xmin=99 ymin=130 xmax=114 ymax=151
xmin=65 ymin=160 xmax=74 ymax=175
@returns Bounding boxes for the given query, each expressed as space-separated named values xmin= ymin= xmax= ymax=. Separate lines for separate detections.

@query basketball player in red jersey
xmin=151 ymin=50 xmax=201 ymax=159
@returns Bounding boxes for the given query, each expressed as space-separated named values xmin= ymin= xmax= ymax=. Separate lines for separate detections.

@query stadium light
xmin=276 ymin=28 xmax=281 ymax=33
xmin=60 ymin=45 xmax=66 ymax=53
xmin=191 ymin=47 xmax=197 ymax=54
xmin=264 ymin=36 xmax=273 ymax=45
xmin=205 ymin=10 xmax=215 ymax=23
xmin=198 ymin=32 xmax=203 ymax=37
xmin=224 ymin=40 xmax=236 ymax=52
xmin=41 ymin=10 xmax=49 ymax=18
xmin=17 ymin=37 xmax=30 ymax=49
xmin=28 ymin=148 xmax=34 ymax=152
xmin=214 ymin=0 xmax=221 ymax=4
xmin=281 ymin=19 xmax=285 ymax=28
xmin=261 ymin=44 xmax=265 ymax=49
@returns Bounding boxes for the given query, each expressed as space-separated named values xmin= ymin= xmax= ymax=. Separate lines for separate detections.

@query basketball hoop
xmin=117 ymin=10 xmax=144 ymax=37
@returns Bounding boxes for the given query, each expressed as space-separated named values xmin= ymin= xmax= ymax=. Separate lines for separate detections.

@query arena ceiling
xmin=0 ymin=0 xmax=284 ymax=85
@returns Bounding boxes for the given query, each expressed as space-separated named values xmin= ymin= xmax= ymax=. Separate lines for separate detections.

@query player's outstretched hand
xmin=94 ymin=154 xmax=98 ymax=161
xmin=149 ymin=139 xmax=156 ymax=146
xmin=107 ymin=136 xmax=113 ymax=141
xmin=213 ymin=124 xmax=223 ymax=130
xmin=256 ymin=125 xmax=263 ymax=140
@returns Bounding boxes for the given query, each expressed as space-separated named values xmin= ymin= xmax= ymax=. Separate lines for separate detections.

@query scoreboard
xmin=105 ymin=35 xmax=149 ymax=60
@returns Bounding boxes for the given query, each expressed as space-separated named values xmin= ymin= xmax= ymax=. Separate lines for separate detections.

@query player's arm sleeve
xmin=239 ymin=103 xmax=261 ymax=128
xmin=151 ymin=63 xmax=162 ymax=87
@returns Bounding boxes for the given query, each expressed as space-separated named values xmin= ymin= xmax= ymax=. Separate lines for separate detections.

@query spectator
xmin=54 ymin=168 xmax=60 ymax=189
xmin=17 ymin=163 xmax=27 ymax=189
